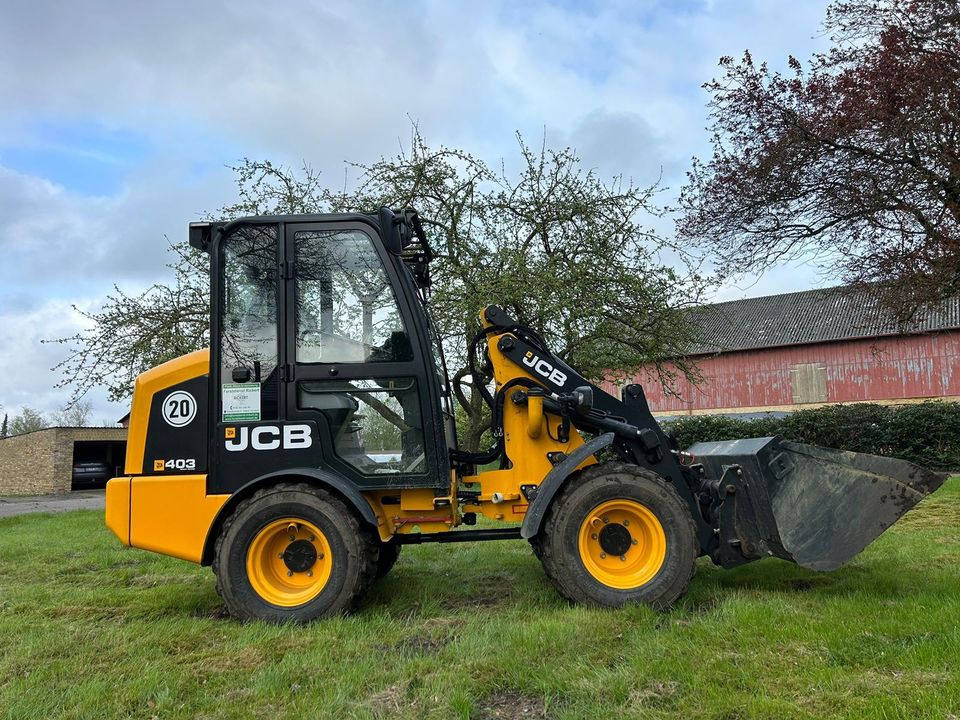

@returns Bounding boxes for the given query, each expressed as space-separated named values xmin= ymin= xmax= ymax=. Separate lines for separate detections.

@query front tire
xmin=533 ymin=463 xmax=698 ymax=609
xmin=213 ymin=483 xmax=377 ymax=623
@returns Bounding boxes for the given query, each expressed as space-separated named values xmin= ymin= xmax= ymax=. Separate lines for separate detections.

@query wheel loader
xmin=105 ymin=208 xmax=946 ymax=622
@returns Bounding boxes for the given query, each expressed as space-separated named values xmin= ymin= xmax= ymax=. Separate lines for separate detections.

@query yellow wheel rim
xmin=578 ymin=499 xmax=667 ymax=589
xmin=246 ymin=517 xmax=333 ymax=607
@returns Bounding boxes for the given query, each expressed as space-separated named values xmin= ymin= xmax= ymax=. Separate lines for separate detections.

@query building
xmin=0 ymin=426 xmax=127 ymax=496
xmin=606 ymin=286 xmax=960 ymax=418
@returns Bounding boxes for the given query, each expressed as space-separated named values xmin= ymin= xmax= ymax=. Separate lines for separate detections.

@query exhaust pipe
xmin=687 ymin=437 xmax=947 ymax=572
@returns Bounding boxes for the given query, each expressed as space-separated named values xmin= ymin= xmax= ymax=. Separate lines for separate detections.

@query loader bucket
xmin=687 ymin=437 xmax=947 ymax=572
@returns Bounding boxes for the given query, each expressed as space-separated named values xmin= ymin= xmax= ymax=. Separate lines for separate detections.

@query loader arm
xmin=470 ymin=305 xmax=714 ymax=553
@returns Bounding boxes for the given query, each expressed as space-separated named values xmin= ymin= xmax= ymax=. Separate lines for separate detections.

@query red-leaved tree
xmin=679 ymin=0 xmax=960 ymax=315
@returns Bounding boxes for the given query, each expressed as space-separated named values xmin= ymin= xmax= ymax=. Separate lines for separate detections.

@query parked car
xmin=71 ymin=461 xmax=111 ymax=488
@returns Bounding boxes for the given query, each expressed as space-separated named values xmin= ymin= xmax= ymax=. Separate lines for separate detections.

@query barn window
xmin=790 ymin=363 xmax=827 ymax=404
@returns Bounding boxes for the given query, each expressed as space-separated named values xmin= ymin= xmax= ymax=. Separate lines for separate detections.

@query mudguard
xmin=520 ymin=433 xmax=615 ymax=539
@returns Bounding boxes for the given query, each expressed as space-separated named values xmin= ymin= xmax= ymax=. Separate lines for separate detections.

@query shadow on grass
xmin=123 ymin=547 xmax=951 ymax=629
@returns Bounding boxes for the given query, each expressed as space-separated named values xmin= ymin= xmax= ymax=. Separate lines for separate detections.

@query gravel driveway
xmin=0 ymin=490 xmax=105 ymax=519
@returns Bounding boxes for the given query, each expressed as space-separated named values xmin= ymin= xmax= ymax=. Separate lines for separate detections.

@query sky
xmin=0 ymin=0 xmax=834 ymax=424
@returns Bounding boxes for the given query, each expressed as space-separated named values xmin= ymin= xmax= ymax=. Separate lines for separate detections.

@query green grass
xmin=1 ymin=481 xmax=959 ymax=719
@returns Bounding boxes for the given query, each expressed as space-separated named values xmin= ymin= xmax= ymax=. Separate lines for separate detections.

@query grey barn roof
xmin=686 ymin=286 xmax=960 ymax=355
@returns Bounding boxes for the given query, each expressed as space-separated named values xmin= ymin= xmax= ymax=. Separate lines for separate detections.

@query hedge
xmin=665 ymin=401 xmax=960 ymax=471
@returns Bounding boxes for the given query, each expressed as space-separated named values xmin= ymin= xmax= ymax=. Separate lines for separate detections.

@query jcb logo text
xmin=522 ymin=352 xmax=568 ymax=387
xmin=225 ymin=424 xmax=313 ymax=452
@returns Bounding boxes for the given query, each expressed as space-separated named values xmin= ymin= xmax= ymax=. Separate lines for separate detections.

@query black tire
xmin=375 ymin=539 xmax=401 ymax=580
xmin=213 ymin=482 xmax=378 ymax=623
xmin=533 ymin=463 xmax=698 ymax=609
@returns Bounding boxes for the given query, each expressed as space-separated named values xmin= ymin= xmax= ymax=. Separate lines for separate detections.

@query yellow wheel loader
xmin=105 ymin=208 xmax=946 ymax=622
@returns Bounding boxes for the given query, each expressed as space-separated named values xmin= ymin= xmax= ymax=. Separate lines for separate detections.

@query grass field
xmin=1 ymin=480 xmax=958 ymax=720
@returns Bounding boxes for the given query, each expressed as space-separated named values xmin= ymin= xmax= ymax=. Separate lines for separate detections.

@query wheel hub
xmin=282 ymin=539 xmax=318 ymax=573
xmin=598 ymin=523 xmax=632 ymax=556
xmin=577 ymin=499 xmax=667 ymax=590
xmin=245 ymin=517 xmax=333 ymax=607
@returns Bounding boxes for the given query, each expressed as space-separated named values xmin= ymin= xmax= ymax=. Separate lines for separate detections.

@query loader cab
xmin=192 ymin=209 xmax=454 ymax=496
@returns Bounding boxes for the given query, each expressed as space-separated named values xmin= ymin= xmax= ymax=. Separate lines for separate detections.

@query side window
xmin=295 ymin=229 xmax=412 ymax=364
xmin=298 ymin=378 xmax=425 ymax=475
xmin=220 ymin=225 xmax=279 ymax=420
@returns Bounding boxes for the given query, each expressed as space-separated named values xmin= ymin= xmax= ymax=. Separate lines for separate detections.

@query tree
xmin=1 ymin=413 xmax=7 ymax=438
xmin=45 ymin=242 xmax=209 ymax=405
xmin=9 ymin=408 xmax=48 ymax=436
xmin=679 ymin=0 xmax=960 ymax=315
xmin=52 ymin=134 xmax=704 ymax=450
xmin=52 ymin=400 xmax=93 ymax=427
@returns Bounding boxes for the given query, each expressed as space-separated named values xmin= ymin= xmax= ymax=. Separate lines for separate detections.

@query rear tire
xmin=533 ymin=463 xmax=697 ymax=609
xmin=213 ymin=482 xmax=377 ymax=623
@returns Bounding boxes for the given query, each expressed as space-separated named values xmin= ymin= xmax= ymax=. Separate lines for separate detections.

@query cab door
xmin=283 ymin=221 xmax=445 ymax=490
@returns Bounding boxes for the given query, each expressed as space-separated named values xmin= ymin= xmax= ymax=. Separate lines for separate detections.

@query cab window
xmin=220 ymin=224 xmax=279 ymax=420
xmin=295 ymin=229 xmax=412 ymax=364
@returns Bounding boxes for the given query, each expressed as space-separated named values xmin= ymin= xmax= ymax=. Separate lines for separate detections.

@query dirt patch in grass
xmin=441 ymin=573 xmax=518 ymax=610
xmin=394 ymin=617 xmax=466 ymax=654
xmin=787 ymin=576 xmax=834 ymax=592
xmin=476 ymin=690 xmax=547 ymax=719
xmin=629 ymin=680 xmax=679 ymax=709
xmin=366 ymin=681 xmax=417 ymax=718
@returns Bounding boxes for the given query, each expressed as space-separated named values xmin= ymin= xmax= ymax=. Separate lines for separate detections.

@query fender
xmin=520 ymin=433 xmax=615 ymax=539
xmin=199 ymin=467 xmax=379 ymax=565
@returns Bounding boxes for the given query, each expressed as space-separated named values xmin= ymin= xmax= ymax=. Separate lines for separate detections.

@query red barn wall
xmin=602 ymin=331 xmax=960 ymax=416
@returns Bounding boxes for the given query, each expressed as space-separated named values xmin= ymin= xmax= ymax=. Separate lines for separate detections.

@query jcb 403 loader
xmin=106 ymin=209 xmax=946 ymax=622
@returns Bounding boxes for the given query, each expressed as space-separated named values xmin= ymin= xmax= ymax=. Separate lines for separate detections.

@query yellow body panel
xmin=364 ymin=488 xmax=457 ymax=539
xmin=128 ymin=475 xmax=229 ymax=563
xmin=105 ymin=477 xmax=131 ymax=546
xmin=125 ymin=349 xmax=210 ymax=475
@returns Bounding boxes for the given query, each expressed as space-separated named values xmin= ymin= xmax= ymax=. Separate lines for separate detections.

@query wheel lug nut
xmin=602 ymin=516 xmax=609 ymax=524
xmin=632 ymin=539 xmax=638 ymax=546
xmin=289 ymin=536 xmax=296 ymax=542
xmin=307 ymin=571 xmax=313 ymax=577
xmin=620 ymin=555 xmax=626 ymax=561
xmin=591 ymin=533 xmax=597 ymax=540
xmin=278 ymin=552 xmax=284 ymax=558
xmin=623 ymin=520 xmax=630 ymax=526
xmin=600 ymin=552 xmax=607 ymax=559
xmin=309 ymin=535 xmax=315 ymax=541
xmin=286 ymin=570 xmax=293 ymax=577
xmin=318 ymin=553 xmax=324 ymax=560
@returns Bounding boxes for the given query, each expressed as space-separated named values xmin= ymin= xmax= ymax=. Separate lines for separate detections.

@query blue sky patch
xmin=0 ymin=119 xmax=151 ymax=195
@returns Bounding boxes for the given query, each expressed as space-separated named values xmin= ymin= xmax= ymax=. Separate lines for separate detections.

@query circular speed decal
xmin=162 ymin=390 xmax=197 ymax=427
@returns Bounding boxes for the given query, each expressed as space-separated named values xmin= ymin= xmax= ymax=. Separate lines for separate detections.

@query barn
xmin=609 ymin=286 xmax=960 ymax=418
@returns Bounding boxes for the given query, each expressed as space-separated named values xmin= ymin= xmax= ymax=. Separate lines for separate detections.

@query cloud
xmin=0 ymin=161 xmax=231 ymax=301
xmin=0 ymin=298 xmax=117 ymax=422
xmin=0 ymin=0 xmax=836 ymax=417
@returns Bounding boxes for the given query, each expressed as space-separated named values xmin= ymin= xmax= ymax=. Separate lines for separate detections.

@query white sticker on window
xmin=222 ymin=383 xmax=261 ymax=422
